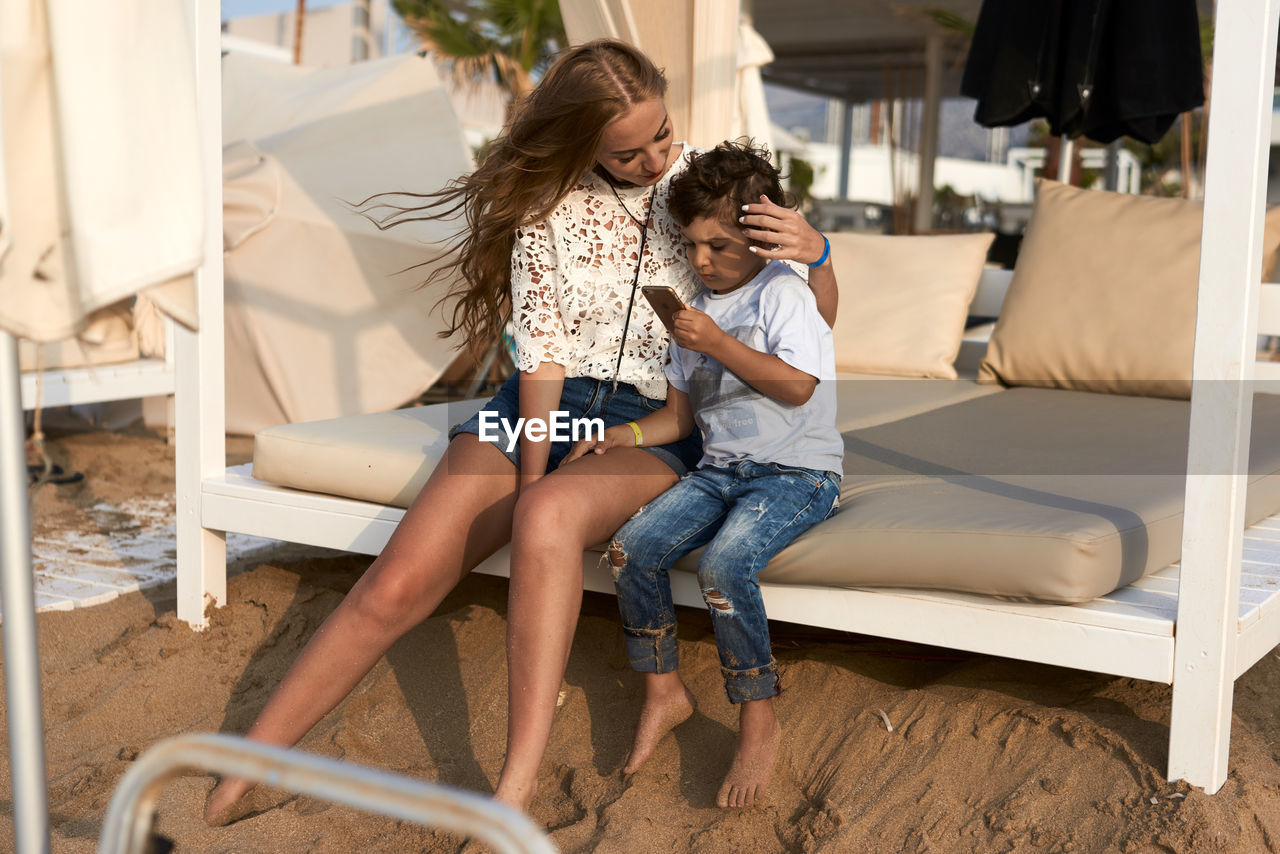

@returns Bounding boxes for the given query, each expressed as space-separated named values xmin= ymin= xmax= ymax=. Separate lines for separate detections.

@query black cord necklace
xmin=605 ymin=181 xmax=655 ymax=404
xmin=608 ymin=181 xmax=650 ymax=227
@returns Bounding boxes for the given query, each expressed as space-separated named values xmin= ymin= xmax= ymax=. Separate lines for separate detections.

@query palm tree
xmin=293 ymin=0 xmax=307 ymax=64
xmin=393 ymin=0 xmax=566 ymax=99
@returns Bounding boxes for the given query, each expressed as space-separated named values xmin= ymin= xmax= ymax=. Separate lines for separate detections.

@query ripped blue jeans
xmin=610 ymin=461 xmax=841 ymax=703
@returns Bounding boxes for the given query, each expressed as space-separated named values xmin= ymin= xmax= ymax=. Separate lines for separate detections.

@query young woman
xmin=204 ymin=38 xmax=836 ymax=822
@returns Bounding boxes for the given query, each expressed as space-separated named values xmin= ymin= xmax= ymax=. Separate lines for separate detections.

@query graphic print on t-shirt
xmin=687 ymin=324 xmax=763 ymax=442
xmin=665 ymin=260 xmax=844 ymax=474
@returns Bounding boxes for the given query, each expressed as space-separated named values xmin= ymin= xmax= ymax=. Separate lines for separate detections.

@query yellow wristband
xmin=625 ymin=421 xmax=643 ymax=447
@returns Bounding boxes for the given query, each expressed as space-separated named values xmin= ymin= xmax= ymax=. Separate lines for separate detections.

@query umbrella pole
xmin=0 ymin=331 xmax=51 ymax=854
xmin=1057 ymin=136 xmax=1075 ymax=184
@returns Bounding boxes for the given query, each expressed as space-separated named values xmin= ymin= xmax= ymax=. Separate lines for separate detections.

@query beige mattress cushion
xmin=252 ymin=386 xmax=1280 ymax=605
xmin=253 ymin=380 xmax=1005 ymax=509
xmin=252 ymin=399 xmax=486 ymax=508
xmin=832 ymin=373 xmax=1002 ymax=431
xmin=979 ymin=179 xmax=1280 ymax=399
xmin=750 ymin=388 xmax=1280 ymax=603
xmin=827 ymin=232 xmax=995 ymax=379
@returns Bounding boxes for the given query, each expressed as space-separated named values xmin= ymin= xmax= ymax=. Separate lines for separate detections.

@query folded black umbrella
xmin=961 ymin=0 xmax=1204 ymax=144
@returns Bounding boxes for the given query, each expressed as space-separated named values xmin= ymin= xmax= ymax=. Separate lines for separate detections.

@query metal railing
xmin=98 ymin=734 xmax=557 ymax=854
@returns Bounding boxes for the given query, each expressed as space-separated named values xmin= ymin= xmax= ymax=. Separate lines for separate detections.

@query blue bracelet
xmin=808 ymin=235 xmax=830 ymax=268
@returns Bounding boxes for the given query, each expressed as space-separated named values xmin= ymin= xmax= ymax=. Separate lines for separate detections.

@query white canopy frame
xmin=1168 ymin=0 xmax=1279 ymax=785
xmin=170 ymin=0 xmax=1280 ymax=797
xmin=177 ymin=0 xmax=228 ymax=633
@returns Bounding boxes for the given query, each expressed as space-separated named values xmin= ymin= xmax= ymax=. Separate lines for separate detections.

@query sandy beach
xmin=8 ymin=426 xmax=1280 ymax=853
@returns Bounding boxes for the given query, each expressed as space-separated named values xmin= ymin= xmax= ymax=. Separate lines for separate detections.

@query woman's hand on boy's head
xmin=740 ymin=194 xmax=827 ymax=266
xmin=672 ymin=307 xmax=725 ymax=355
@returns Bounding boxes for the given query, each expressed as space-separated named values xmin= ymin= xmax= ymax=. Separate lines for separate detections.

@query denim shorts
xmin=449 ymin=373 xmax=703 ymax=476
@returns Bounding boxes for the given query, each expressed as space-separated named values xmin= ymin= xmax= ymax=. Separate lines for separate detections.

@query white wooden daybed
xmin=195 ymin=267 xmax=1280 ymax=712
xmin=176 ymin=0 xmax=1280 ymax=796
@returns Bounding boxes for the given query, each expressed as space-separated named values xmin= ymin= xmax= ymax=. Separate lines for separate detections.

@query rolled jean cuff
xmin=722 ymin=659 xmax=780 ymax=704
xmin=623 ymin=624 xmax=680 ymax=673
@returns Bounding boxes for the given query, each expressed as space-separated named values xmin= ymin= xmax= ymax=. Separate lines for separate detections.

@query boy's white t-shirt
xmin=665 ymin=260 xmax=844 ymax=476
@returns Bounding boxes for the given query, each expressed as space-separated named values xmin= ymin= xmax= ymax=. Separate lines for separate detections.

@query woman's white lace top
xmin=510 ymin=145 xmax=703 ymax=400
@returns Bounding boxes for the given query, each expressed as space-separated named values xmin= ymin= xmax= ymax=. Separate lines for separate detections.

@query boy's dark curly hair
xmin=668 ymin=139 xmax=791 ymax=230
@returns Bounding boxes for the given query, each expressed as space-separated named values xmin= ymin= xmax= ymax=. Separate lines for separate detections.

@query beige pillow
xmin=979 ymin=179 xmax=1280 ymax=399
xmin=827 ymin=232 xmax=995 ymax=379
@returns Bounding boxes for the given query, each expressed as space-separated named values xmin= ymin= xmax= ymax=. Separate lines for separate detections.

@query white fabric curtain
xmin=220 ymin=53 xmax=472 ymax=434
xmin=561 ymin=0 xmax=742 ymax=150
xmin=0 ymin=0 xmax=203 ymax=342
xmin=735 ymin=19 xmax=775 ymax=155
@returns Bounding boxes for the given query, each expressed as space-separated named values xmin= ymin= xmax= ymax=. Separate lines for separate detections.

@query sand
xmin=7 ymin=427 xmax=1280 ymax=853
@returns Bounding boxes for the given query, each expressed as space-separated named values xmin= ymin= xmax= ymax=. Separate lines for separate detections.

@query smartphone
xmin=641 ymin=285 xmax=686 ymax=332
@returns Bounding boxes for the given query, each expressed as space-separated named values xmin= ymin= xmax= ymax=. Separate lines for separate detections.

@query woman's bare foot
xmin=491 ymin=778 xmax=536 ymax=812
xmin=716 ymin=698 xmax=780 ymax=808
xmin=624 ymin=672 xmax=695 ymax=774
xmin=203 ymin=776 xmax=268 ymax=826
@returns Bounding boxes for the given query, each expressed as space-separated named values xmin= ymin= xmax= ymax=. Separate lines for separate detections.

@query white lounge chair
xmin=19 ymin=304 xmax=176 ymax=417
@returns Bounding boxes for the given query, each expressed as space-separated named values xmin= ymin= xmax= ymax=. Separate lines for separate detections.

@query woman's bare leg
xmin=492 ymin=449 xmax=678 ymax=808
xmin=205 ymin=435 xmax=519 ymax=824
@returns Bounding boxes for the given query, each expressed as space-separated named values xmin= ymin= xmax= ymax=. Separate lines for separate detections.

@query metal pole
xmin=100 ymin=734 xmax=556 ymax=854
xmin=1103 ymin=139 xmax=1120 ymax=192
xmin=0 ymin=331 xmax=51 ymax=854
xmin=914 ymin=33 xmax=943 ymax=234
xmin=837 ymin=98 xmax=853 ymax=200
xmin=1057 ymin=135 xmax=1074 ymax=184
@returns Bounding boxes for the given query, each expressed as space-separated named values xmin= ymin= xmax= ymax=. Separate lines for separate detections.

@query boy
xmin=565 ymin=141 xmax=842 ymax=808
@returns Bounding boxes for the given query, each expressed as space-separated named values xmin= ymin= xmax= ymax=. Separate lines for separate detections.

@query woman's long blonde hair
xmin=366 ymin=39 xmax=668 ymax=348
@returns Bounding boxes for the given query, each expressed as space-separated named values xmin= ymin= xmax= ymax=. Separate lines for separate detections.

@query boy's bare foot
xmin=716 ymin=699 xmax=780 ymax=808
xmin=624 ymin=673 xmax=695 ymax=774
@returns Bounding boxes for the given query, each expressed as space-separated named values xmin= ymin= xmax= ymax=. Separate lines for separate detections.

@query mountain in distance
xmin=764 ymin=84 xmax=1029 ymax=161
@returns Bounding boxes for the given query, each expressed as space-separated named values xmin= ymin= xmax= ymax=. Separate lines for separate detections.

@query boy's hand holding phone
xmin=672 ymin=307 xmax=726 ymax=355
xmin=641 ymin=285 xmax=686 ymax=332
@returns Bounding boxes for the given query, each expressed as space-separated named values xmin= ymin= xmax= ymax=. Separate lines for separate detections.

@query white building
xmin=798 ymin=139 xmax=1138 ymax=207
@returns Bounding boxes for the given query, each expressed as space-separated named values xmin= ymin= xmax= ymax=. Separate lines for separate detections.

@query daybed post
xmin=175 ymin=0 xmax=227 ymax=629
xmin=1168 ymin=0 xmax=1279 ymax=792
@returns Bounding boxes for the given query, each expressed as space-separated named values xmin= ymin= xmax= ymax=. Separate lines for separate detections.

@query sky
xmin=222 ymin=0 xmax=351 ymax=22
